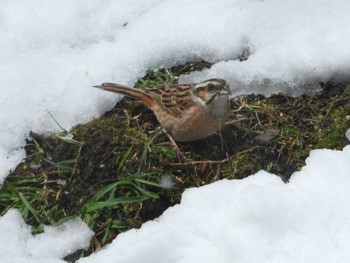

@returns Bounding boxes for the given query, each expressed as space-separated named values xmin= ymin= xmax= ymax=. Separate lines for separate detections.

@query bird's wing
xmin=145 ymin=84 xmax=196 ymax=117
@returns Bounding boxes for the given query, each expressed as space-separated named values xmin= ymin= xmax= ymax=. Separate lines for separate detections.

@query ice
xmin=0 ymin=209 xmax=94 ymax=263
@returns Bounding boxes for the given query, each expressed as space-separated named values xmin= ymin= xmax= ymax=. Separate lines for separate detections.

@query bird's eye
xmin=207 ymin=83 xmax=216 ymax=92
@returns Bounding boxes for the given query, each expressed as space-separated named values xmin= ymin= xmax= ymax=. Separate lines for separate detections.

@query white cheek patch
xmin=192 ymin=91 xmax=206 ymax=106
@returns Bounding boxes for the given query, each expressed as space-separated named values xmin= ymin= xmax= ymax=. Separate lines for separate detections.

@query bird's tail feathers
xmin=94 ymin=83 xmax=154 ymax=108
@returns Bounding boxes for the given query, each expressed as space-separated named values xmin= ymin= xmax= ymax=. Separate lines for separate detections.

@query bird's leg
xmin=163 ymin=129 xmax=187 ymax=162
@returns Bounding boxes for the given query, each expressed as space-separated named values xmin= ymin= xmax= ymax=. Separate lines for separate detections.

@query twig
xmin=169 ymin=146 xmax=260 ymax=166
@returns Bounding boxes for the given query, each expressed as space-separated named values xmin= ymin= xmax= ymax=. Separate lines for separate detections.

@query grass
xmin=0 ymin=62 xmax=349 ymax=261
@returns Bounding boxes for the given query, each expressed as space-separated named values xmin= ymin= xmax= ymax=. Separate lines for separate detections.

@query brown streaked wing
xmin=145 ymin=84 xmax=195 ymax=117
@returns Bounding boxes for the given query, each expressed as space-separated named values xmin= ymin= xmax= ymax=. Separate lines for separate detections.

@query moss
xmin=313 ymin=84 xmax=350 ymax=149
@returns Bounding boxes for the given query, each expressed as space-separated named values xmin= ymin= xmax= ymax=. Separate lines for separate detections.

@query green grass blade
xmin=117 ymin=146 xmax=133 ymax=172
xmin=85 ymin=195 xmax=150 ymax=212
xmin=19 ymin=193 xmax=41 ymax=223
xmin=89 ymin=181 xmax=123 ymax=202
xmin=42 ymin=157 xmax=74 ymax=173
xmin=134 ymin=178 xmax=164 ymax=188
xmin=133 ymin=184 xmax=159 ymax=199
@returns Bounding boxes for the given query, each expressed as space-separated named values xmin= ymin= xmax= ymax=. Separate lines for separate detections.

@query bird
xmin=94 ymin=79 xmax=231 ymax=142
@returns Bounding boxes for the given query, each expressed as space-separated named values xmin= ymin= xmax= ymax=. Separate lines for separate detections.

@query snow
xmin=78 ymin=146 xmax=350 ymax=263
xmin=1 ymin=146 xmax=350 ymax=263
xmin=1 ymin=0 xmax=350 ymax=262
xmin=1 ymin=0 xmax=350 ymax=183
xmin=0 ymin=209 xmax=94 ymax=263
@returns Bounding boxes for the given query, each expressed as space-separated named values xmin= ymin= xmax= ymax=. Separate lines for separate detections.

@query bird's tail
xmin=94 ymin=83 xmax=154 ymax=108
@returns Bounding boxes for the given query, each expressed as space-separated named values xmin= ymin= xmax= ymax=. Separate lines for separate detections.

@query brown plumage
xmin=94 ymin=79 xmax=231 ymax=142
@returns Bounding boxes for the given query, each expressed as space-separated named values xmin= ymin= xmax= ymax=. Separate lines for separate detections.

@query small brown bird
xmin=94 ymin=79 xmax=231 ymax=142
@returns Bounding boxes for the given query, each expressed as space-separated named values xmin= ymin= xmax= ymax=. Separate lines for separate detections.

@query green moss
xmin=313 ymin=85 xmax=350 ymax=149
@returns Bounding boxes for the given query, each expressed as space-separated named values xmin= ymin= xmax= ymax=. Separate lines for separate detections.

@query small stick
xmin=169 ymin=146 xmax=259 ymax=166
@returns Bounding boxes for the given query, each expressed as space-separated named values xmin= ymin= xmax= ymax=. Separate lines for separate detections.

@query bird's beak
xmin=220 ymin=85 xmax=231 ymax=95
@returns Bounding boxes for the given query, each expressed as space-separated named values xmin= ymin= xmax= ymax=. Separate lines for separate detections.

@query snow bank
xmin=1 ymin=1 xmax=350 ymax=262
xmin=1 ymin=0 xmax=350 ymax=182
xmin=1 ymin=145 xmax=349 ymax=263
xmin=0 ymin=209 xmax=93 ymax=263
xmin=76 ymin=145 xmax=350 ymax=263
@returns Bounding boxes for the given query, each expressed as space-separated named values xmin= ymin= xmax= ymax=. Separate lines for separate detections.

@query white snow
xmin=77 ymin=146 xmax=350 ymax=263
xmin=1 ymin=146 xmax=350 ymax=263
xmin=1 ymin=0 xmax=350 ymax=183
xmin=1 ymin=0 xmax=350 ymax=262
xmin=0 ymin=209 xmax=94 ymax=263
